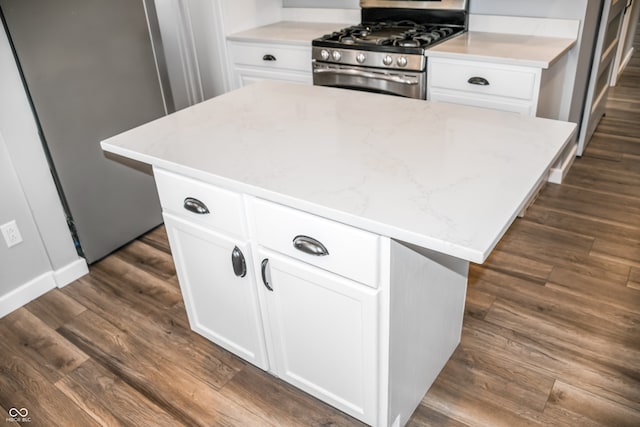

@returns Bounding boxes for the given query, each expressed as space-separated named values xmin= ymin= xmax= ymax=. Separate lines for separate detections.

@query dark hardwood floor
xmin=2 ymin=30 xmax=640 ymax=427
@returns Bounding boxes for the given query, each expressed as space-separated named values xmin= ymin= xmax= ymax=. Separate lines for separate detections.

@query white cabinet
xmin=248 ymin=196 xmax=380 ymax=423
xmin=258 ymin=249 xmax=379 ymax=425
xmin=153 ymin=167 xmax=469 ymax=427
xmin=154 ymin=168 xmax=267 ymax=369
xmin=228 ymin=41 xmax=312 ymax=89
xmin=164 ymin=213 xmax=267 ymax=369
xmin=428 ymin=57 xmax=560 ymax=118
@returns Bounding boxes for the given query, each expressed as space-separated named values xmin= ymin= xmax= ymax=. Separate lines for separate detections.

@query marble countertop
xmin=227 ymin=21 xmax=345 ymax=46
xmin=101 ymin=81 xmax=576 ymax=263
xmin=427 ymin=31 xmax=577 ymax=69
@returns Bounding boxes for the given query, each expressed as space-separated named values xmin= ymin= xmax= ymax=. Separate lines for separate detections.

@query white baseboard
xmin=0 ymin=258 xmax=88 ymax=318
xmin=548 ymin=143 xmax=578 ymax=184
xmin=0 ymin=272 xmax=56 ymax=318
xmin=54 ymin=257 xmax=88 ymax=288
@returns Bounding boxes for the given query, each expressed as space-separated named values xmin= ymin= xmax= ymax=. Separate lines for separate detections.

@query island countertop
xmin=101 ymin=81 xmax=576 ymax=263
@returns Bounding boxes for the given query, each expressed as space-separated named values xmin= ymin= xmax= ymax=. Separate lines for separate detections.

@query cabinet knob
xmin=262 ymin=54 xmax=276 ymax=61
xmin=293 ymin=235 xmax=329 ymax=256
xmin=183 ymin=197 xmax=210 ymax=214
xmin=231 ymin=246 xmax=247 ymax=278
xmin=261 ymin=259 xmax=273 ymax=291
xmin=467 ymin=76 xmax=490 ymax=86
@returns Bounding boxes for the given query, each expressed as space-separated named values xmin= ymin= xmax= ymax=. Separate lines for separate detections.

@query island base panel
xmin=386 ymin=240 xmax=468 ymax=427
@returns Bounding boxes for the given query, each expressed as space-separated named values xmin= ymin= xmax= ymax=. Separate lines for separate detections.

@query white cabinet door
xmin=164 ymin=213 xmax=267 ymax=369
xmin=258 ymin=250 xmax=379 ymax=425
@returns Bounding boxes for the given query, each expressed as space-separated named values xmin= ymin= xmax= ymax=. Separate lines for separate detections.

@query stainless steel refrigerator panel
xmin=1 ymin=0 xmax=169 ymax=262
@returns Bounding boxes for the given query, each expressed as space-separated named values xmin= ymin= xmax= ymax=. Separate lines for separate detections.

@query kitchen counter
xmin=101 ymin=81 xmax=576 ymax=264
xmin=427 ymin=31 xmax=577 ymax=69
xmin=227 ymin=21 xmax=345 ymax=46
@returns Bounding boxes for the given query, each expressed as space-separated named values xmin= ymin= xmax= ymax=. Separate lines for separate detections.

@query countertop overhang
xmin=101 ymin=81 xmax=576 ymax=264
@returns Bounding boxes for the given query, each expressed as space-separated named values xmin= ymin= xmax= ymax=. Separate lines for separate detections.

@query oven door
xmin=312 ymin=62 xmax=426 ymax=99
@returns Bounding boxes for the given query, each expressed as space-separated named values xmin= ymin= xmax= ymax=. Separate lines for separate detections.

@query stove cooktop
xmin=313 ymin=21 xmax=465 ymax=55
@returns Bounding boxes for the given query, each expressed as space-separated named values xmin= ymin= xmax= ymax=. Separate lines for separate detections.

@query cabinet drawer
xmin=429 ymin=59 xmax=538 ymax=100
xmin=154 ymin=168 xmax=246 ymax=237
xmin=429 ymin=87 xmax=535 ymax=116
xmin=228 ymin=41 xmax=311 ymax=73
xmin=251 ymin=198 xmax=380 ymax=288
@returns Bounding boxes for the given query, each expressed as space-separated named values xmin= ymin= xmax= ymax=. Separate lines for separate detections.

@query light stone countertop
xmin=427 ymin=31 xmax=577 ymax=69
xmin=101 ymin=81 xmax=576 ymax=264
xmin=227 ymin=21 xmax=346 ymax=46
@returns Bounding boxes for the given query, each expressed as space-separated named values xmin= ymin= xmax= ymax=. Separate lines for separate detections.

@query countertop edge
xmin=101 ymin=140 xmax=489 ymax=263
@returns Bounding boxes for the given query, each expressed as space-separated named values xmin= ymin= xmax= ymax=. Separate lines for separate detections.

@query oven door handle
xmin=313 ymin=67 xmax=419 ymax=85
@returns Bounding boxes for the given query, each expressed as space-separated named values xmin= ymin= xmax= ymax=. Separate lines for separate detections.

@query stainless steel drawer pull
xmin=231 ymin=246 xmax=247 ymax=278
xmin=468 ymin=76 xmax=490 ymax=86
xmin=183 ymin=197 xmax=209 ymax=214
xmin=293 ymin=235 xmax=329 ymax=256
xmin=262 ymin=54 xmax=276 ymax=61
xmin=261 ymin=259 xmax=273 ymax=291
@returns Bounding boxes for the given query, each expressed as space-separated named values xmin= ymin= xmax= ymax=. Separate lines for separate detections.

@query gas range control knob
xmin=332 ymin=50 xmax=342 ymax=61
xmin=320 ymin=49 xmax=330 ymax=61
xmin=382 ymin=55 xmax=393 ymax=66
xmin=356 ymin=53 xmax=366 ymax=64
xmin=397 ymin=56 xmax=408 ymax=67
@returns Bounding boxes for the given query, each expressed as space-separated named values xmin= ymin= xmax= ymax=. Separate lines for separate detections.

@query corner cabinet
xmin=153 ymin=167 xmax=469 ymax=427
xmin=227 ymin=40 xmax=312 ymax=89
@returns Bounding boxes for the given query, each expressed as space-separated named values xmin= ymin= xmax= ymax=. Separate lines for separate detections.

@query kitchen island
xmin=101 ymin=81 xmax=576 ymax=427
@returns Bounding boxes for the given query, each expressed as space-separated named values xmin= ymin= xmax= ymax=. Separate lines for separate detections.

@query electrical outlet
xmin=1 ymin=220 xmax=23 ymax=248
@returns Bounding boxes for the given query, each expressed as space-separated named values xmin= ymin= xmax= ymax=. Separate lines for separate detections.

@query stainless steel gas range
xmin=312 ymin=0 xmax=469 ymax=99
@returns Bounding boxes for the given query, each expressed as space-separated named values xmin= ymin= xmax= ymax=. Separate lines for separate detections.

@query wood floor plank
xmin=115 ymin=238 xmax=177 ymax=281
xmin=0 ymin=308 xmax=89 ymax=383
xmin=0 ymin=338 xmax=101 ymax=427
xmin=55 ymin=359 xmax=183 ymax=427
xmin=421 ymin=373 xmax=549 ymax=427
xmin=483 ymin=301 xmax=640 ymax=386
xmin=58 ymin=310 xmax=266 ymax=427
xmin=463 ymin=285 xmax=495 ymax=320
xmin=220 ymin=364 xmax=364 ymax=426
xmin=547 ymin=267 xmax=640 ymax=313
xmin=62 ymin=275 xmax=245 ymax=391
xmin=24 ymin=288 xmax=87 ymax=330
xmin=470 ymin=268 xmax=640 ymax=347
xmin=478 ymin=248 xmax=553 ymax=283
xmin=524 ymin=203 xmax=640 ymax=243
xmin=483 ymin=218 xmax=596 ymax=269
xmin=406 ymin=404 xmax=470 ymax=427
xmin=535 ymin=185 xmax=640 ymax=228
xmin=589 ymin=237 xmax=640 ymax=269
xmin=544 ymin=381 xmax=640 ymax=427
xmin=628 ymin=267 xmax=640 ymax=289
xmin=444 ymin=344 xmax=556 ymax=413
xmin=139 ymin=225 xmax=172 ymax=254
xmin=461 ymin=317 xmax=640 ymax=414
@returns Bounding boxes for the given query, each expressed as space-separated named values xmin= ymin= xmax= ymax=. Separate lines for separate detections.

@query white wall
xmin=0 ymin=132 xmax=51 ymax=293
xmin=0 ymin=22 xmax=87 ymax=317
